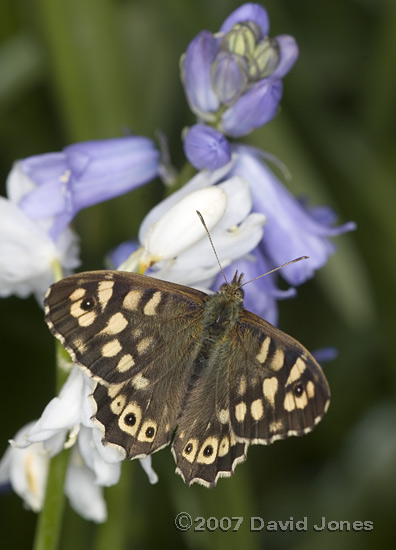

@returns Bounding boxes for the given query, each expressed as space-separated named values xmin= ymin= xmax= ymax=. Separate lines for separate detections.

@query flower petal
xmin=139 ymin=456 xmax=159 ymax=485
xmin=231 ymin=148 xmax=356 ymax=284
xmin=183 ymin=124 xmax=231 ymax=171
xmin=1 ymin=423 xmax=49 ymax=512
xmin=68 ymin=137 xmax=160 ymax=212
xmin=78 ymin=427 xmax=121 ymax=486
xmin=144 ymin=186 xmax=227 ymax=260
xmin=220 ymin=3 xmax=270 ymax=37
xmin=65 ymin=448 xmax=107 ymax=523
xmin=182 ymin=31 xmax=220 ymax=117
xmin=221 ymin=79 xmax=283 ymax=137
xmin=0 ymin=198 xmax=79 ymax=299
xmin=271 ymin=35 xmax=299 ymax=79
xmin=26 ymin=367 xmax=92 ymax=443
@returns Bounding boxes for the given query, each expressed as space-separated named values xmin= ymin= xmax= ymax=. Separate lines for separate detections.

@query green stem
xmin=32 ymin=447 xmax=70 ymax=550
xmin=33 ymin=263 xmax=72 ymax=550
xmin=164 ymin=161 xmax=196 ymax=197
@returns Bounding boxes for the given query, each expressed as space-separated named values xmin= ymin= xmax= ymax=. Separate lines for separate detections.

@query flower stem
xmin=33 ymin=261 xmax=71 ymax=550
xmin=32 ymin=446 xmax=70 ymax=550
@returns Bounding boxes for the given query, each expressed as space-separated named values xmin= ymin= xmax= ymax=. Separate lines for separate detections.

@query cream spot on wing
xmin=143 ymin=291 xmax=161 ymax=316
xmin=284 ymin=392 xmax=298 ymax=412
xmin=294 ymin=391 xmax=308 ymax=409
xmin=98 ymin=280 xmax=114 ymax=308
xmin=238 ymin=376 xmax=247 ymax=395
xmin=102 ymin=339 xmax=122 ymax=357
xmin=235 ymin=402 xmax=247 ymax=422
xmin=250 ymin=398 xmax=264 ymax=421
xmin=182 ymin=438 xmax=199 ymax=462
xmin=271 ymin=348 xmax=284 ymax=371
xmin=137 ymin=420 xmax=157 ymax=442
xmin=218 ymin=436 xmax=230 ymax=457
xmin=306 ymin=380 xmax=315 ymax=399
xmin=118 ymin=402 xmax=142 ymax=436
xmin=132 ymin=328 xmax=142 ymax=339
xmin=137 ymin=337 xmax=153 ymax=354
xmin=101 ymin=312 xmax=128 ymax=335
xmin=70 ymin=288 xmax=86 ymax=301
xmin=218 ymin=409 xmax=230 ymax=424
xmin=77 ymin=309 xmax=97 ymax=327
xmin=269 ymin=420 xmax=284 ymax=433
xmin=117 ymin=354 xmax=135 ymax=372
xmin=107 ymin=383 xmax=124 ymax=398
xmin=283 ymin=386 xmax=310 ymax=412
xmin=132 ymin=373 xmax=150 ymax=389
xmin=229 ymin=432 xmax=237 ymax=446
xmin=263 ymin=377 xmax=278 ymax=406
xmin=286 ymin=357 xmax=306 ymax=385
xmin=70 ymin=300 xmax=97 ymax=327
xmin=122 ymin=289 xmax=142 ymax=311
xmin=73 ymin=338 xmax=87 ymax=353
xmin=110 ymin=394 xmax=126 ymax=415
xmin=196 ymin=437 xmax=219 ymax=464
xmin=256 ymin=337 xmax=270 ymax=363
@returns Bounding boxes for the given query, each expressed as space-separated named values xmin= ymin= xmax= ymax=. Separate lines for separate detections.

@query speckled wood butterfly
xmin=44 ymin=264 xmax=330 ymax=487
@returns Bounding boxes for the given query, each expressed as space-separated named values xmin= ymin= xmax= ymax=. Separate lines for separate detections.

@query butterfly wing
xmin=171 ymin=347 xmax=248 ymax=487
xmin=172 ymin=308 xmax=330 ymax=487
xmin=227 ymin=309 xmax=330 ymax=444
xmin=44 ymin=270 xmax=206 ymax=457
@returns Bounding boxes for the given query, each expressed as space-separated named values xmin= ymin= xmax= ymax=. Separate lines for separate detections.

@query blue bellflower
xmin=230 ymin=146 xmax=356 ymax=286
xmin=181 ymin=3 xmax=298 ymax=150
xmin=15 ymin=136 xmax=160 ymax=239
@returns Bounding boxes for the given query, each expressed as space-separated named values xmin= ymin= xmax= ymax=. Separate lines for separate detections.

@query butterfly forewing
xmin=44 ymin=271 xmax=206 ymax=385
xmin=44 ymin=270 xmax=331 ymax=487
xmin=45 ymin=270 xmax=206 ymax=459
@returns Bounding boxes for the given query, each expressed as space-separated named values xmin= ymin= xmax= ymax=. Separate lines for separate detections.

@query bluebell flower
xmin=230 ymin=146 xmax=356 ymax=286
xmin=114 ymin=163 xmax=266 ymax=290
xmin=0 ymin=366 xmax=158 ymax=522
xmin=183 ymin=124 xmax=231 ymax=171
xmin=0 ymin=192 xmax=80 ymax=300
xmin=0 ymin=136 xmax=160 ymax=300
xmin=14 ymin=136 xmax=160 ymax=239
xmin=181 ymin=3 xmax=298 ymax=138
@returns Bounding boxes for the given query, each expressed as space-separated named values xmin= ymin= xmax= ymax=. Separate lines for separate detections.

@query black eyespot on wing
xmin=185 ymin=443 xmax=193 ymax=454
xmin=146 ymin=427 xmax=155 ymax=438
xmin=203 ymin=445 xmax=213 ymax=457
xmin=293 ymin=382 xmax=304 ymax=397
xmin=81 ymin=297 xmax=96 ymax=311
xmin=124 ymin=413 xmax=136 ymax=426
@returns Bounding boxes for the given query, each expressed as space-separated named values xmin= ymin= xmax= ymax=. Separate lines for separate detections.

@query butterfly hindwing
xmin=171 ymin=335 xmax=249 ymax=487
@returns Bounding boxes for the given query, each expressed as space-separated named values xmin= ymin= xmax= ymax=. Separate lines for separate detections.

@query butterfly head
xmin=218 ymin=271 xmax=244 ymax=303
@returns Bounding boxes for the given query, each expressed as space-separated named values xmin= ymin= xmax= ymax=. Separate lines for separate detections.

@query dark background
xmin=1 ymin=1 xmax=395 ymax=548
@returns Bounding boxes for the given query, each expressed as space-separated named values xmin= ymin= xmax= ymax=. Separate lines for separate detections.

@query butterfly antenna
xmin=241 ymin=256 xmax=310 ymax=287
xmin=196 ymin=210 xmax=228 ymax=284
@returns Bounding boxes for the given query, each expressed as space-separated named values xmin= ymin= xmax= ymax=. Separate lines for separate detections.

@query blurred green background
xmin=1 ymin=0 xmax=395 ymax=548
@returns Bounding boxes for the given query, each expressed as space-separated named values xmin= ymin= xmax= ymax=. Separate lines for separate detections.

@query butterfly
xmin=44 ymin=268 xmax=330 ymax=487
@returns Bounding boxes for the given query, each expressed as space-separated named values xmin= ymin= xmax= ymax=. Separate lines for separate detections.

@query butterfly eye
xmin=235 ymin=289 xmax=244 ymax=300
xmin=81 ymin=297 xmax=96 ymax=311
xmin=293 ymin=382 xmax=304 ymax=397
xmin=203 ymin=445 xmax=214 ymax=457
xmin=124 ymin=412 xmax=136 ymax=426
